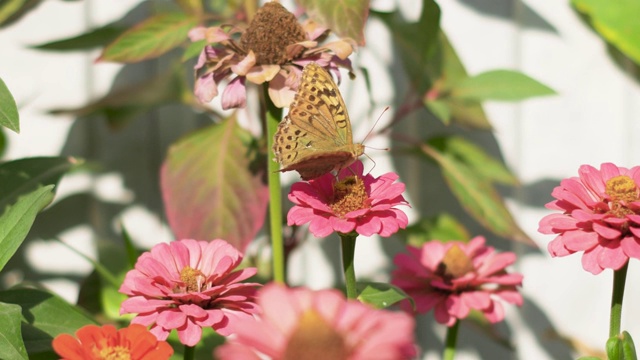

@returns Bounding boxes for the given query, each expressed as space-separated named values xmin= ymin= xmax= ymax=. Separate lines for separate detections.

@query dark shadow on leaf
xmin=456 ymin=0 xmax=558 ymax=34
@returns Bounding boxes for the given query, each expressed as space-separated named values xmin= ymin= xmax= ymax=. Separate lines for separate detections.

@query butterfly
xmin=273 ymin=63 xmax=364 ymax=181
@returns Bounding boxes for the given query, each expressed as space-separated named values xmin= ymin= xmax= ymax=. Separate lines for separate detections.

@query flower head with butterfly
xmin=190 ymin=1 xmax=355 ymax=109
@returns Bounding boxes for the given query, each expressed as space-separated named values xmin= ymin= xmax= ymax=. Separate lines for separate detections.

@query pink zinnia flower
xmin=215 ymin=283 xmax=417 ymax=360
xmin=119 ymin=239 xmax=260 ymax=346
xmin=191 ymin=1 xmax=355 ymax=109
xmin=52 ymin=324 xmax=173 ymax=360
xmin=391 ymin=236 xmax=523 ymax=326
xmin=538 ymin=163 xmax=640 ymax=275
xmin=287 ymin=160 xmax=409 ymax=238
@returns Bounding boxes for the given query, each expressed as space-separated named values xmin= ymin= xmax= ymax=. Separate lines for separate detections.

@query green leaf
xmin=31 ymin=24 xmax=124 ymax=52
xmin=577 ymin=358 xmax=602 ymax=360
xmin=572 ymin=0 xmax=640 ymax=65
xmin=0 ymin=156 xmax=77 ymax=212
xmin=356 ymin=282 xmax=412 ymax=309
xmin=0 ymin=186 xmax=54 ymax=271
xmin=176 ymin=0 xmax=203 ymax=15
xmin=0 ymin=127 xmax=6 ymax=157
xmin=375 ymin=1 xmax=441 ymax=94
xmin=430 ymin=136 xmax=518 ymax=185
xmin=425 ymin=99 xmax=451 ymax=125
xmin=161 ymin=116 xmax=269 ymax=252
xmin=0 ymin=0 xmax=40 ymax=27
xmin=182 ymin=39 xmax=207 ymax=62
xmin=0 ymin=288 xmax=96 ymax=358
xmin=451 ymin=70 xmax=556 ymax=102
xmin=0 ymin=302 xmax=28 ymax=360
xmin=49 ymin=67 xmax=186 ymax=129
xmin=404 ymin=213 xmax=470 ymax=247
xmin=420 ymin=142 xmax=535 ymax=246
xmin=99 ymin=12 xmax=198 ymax=63
xmin=0 ymin=77 xmax=19 ymax=133
xmin=296 ymin=0 xmax=370 ymax=46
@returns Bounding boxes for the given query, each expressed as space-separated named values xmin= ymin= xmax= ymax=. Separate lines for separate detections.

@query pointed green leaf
xmin=0 ymin=302 xmax=27 ymax=360
xmin=404 ymin=213 xmax=470 ymax=247
xmin=425 ymin=99 xmax=451 ymax=124
xmin=0 ymin=288 xmax=96 ymax=358
xmin=31 ymin=24 xmax=124 ymax=51
xmin=161 ymin=116 xmax=269 ymax=252
xmin=430 ymin=136 xmax=518 ymax=185
xmin=0 ymin=186 xmax=54 ymax=271
xmin=99 ymin=12 xmax=198 ymax=63
xmin=421 ymin=142 xmax=535 ymax=246
xmin=451 ymin=70 xmax=556 ymax=101
xmin=357 ymin=282 xmax=412 ymax=309
xmin=572 ymin=0 xmax=640 ymax=65
xmin=296 ymin=0 xmax=370 ymax=45
xmin=182 ymin=39 xmax=207 ymax=62
xmin=0 ymin=0 xmax=39 ymax=27
xmin=0 ymin=127 xmax=6 ymax=157
xmin=0 ymin=77 xmax=19 ymax=133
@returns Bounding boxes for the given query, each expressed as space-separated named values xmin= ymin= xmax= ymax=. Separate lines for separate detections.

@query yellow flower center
xmin=440 ymin=245 xmax=475 ymax=279
xmin=283 ymin=310 xmax=349 ymax=360
xmin=240 ymin=1 xmax=307 ymax=65
xmin=605 ymin=175 xmax=639 ymax=218
xmin=95 ymin=345 xmax=131 ymax=360
xmin=180 ymin=266 xmax=206 ymax=293
xmin=330 ymin=176 xmax=368 ymax=218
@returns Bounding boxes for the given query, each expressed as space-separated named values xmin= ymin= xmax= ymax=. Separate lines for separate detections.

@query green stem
xmin=184 ymin=345 xmax=194 ymax=360
xmin=610 ymin=261 xmax=629 ymax=337
xmin=443 ymin=320 xmax=460 ymax=360
xmin=264 ymin=84 xmax=285 ymax=284
xmin=339 ymin=232 xmax=358 ymax=299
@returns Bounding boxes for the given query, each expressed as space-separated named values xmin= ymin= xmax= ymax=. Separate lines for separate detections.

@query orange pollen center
xmin=330 ymin=176 xmax=369 ymax=218
xmin=605 ymin=175 xmax=639 ymax=217
xmin=180 ymin=266 xmax=206 ymax=293
xmin=283 ymin=310 xmax=349 ymax=360
xmin=94 ymin=345 xmax=131 ymax=360
xmin=440 ymin=245 xmax=475 ymax=279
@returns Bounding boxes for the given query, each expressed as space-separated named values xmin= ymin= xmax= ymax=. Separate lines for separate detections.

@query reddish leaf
xmin=296 ymin=0 xmax=370 ymax=45
xmin=161 ymin=116 xmax=268 ymax=252
xmin=99 ymin=12 xmax=198 ymax=63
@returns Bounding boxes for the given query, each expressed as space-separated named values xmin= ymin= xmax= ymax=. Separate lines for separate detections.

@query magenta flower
xmin=287 ymin=161 xmax=409 ymax=238
xmin=190 ymin=1 xmax=355 ymax=109
xmin=391 ymin=236 xmax=523 ymax=326
xmin=538 ymin=163 xmax=640 ymax=274
xmin=215 ymin=283 xmax=417 ymax=360
xmin=119 ymin=239 xmax=260 ymax=346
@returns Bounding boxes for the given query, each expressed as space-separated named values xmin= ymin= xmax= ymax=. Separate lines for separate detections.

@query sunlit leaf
xmin=176 ymin=0 xmax=203 ymax=15
xmin=0 ymin=0 xmax=41 ymax=27
xmin=161 ymin=116 xmax=269 ymax=252
xmin=0 ymin=302 xmax=27 ymax=360
xmin=31 ymin=23 xmax=124 ymax=51
xmin=404 ymin=213 xmax=470 ymax=247
xmin=451 ymin=70 xmax=556 ymax=101
xmin=182 ymin=39 xmax=206 ymax=62
xmin=357 ymin=282 xmax=412 ymax=309
xmin=0 ymin=288 xmax=96 ymax=358
xmin=572 ymin=0 xmax=640 ymax=65
xmin=99 ymin=12 xmax=198 ymax=63
xmin=296 ymin=0 xmax=370 ymax=45
xmin=420 ymin=142 xmax=535 ymax=246
xmin=0 ymin=77 xmax=19 ymax=133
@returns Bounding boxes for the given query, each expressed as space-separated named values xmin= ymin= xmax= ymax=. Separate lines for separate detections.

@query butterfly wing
xmin=273 ymin=63 xmax=362 ymax=180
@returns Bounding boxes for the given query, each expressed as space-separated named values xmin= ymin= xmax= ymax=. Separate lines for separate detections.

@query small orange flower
xmin=52 ymin=324 xmax=173 ymax=360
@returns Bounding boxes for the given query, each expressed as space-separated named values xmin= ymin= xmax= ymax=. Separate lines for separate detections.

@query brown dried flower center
xmin=330 ymin=176 xmax=368 ymax=217
xmin=283 ymin=310 xmax=349 ymax=360
xmin=605 ymin=175 xmax=639 ymax=217
xmin=440 ymin=245 xmax=475 ymax=279
xmin=240 ymin=1 xmax=307 ymax=65
xmin=96 ymin=345 xmax=131 ymax=360
xmin=180 ymin=266 xmax=206 ymax=293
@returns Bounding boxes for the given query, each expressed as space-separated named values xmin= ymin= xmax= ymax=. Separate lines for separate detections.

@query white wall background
xmin=2 ymin=0 xmax=640 ymax=359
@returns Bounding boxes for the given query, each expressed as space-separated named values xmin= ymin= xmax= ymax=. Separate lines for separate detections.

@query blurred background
xmin=2 ymin=0 xmax=640 ymax=359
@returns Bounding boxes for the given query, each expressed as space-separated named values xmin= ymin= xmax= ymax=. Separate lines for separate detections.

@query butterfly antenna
xmin=361 ymin=106 xmax=390 ymax=145
xmin=363 ymin=152 xmax=378 ymax=175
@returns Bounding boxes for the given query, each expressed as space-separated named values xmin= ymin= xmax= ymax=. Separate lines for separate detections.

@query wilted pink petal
xmin=194 ymin=73 xmax=218 ymax=103
xmin=119 ymin=239 xmax=260 ymax=346
xmin=538 ymin=163 xmax=640 ymax=274
xmin=392 ymin=236 xmax=523 ymax=325
xmin=215 ymin=283 xmax=417 ymax=360
xmin=221 ymin=77 xmax=247 ymax=110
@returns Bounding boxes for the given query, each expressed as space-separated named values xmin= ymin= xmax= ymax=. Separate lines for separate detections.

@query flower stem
xmin=263 ymin=84 xmax=285 ymax=284
xmin=443 ymin=320 xmax=460 ymax=360
xmin=610 ymin=261 xmax=629 ymax=337
xmin=184 ymin=345 xmax=194 ymax=360
xmin=339 ymin=232 xmax=358 ymax=299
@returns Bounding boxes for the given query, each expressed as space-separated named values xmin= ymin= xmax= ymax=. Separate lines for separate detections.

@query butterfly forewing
xmin=273 ymin=63 xmax=365 ymax=180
